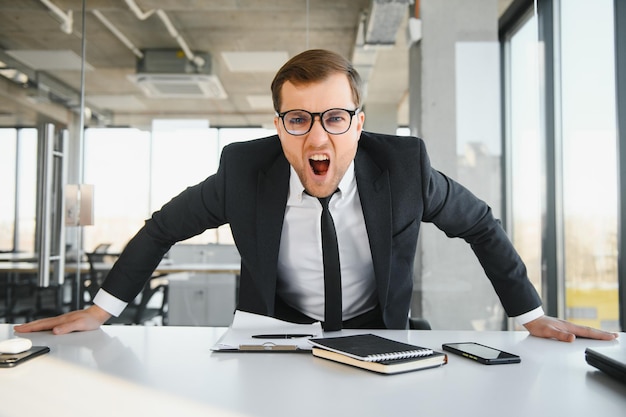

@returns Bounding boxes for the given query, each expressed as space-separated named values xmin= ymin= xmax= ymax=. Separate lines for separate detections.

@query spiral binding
xmin=366 ymin=348 xmax=433 ymax=362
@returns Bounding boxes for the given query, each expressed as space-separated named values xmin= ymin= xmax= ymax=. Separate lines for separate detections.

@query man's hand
xmin=13 ymin=305 xmax=112 ymax=335
xmin=524 ymin=315 xmax=619 ymax=342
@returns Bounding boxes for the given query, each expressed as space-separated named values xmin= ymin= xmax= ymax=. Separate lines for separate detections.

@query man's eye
xmin=289 ymin=117 xmax=307 ymax=125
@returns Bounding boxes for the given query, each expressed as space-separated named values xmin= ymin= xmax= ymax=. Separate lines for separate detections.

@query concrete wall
xmin=410 ymin=0 xmax=506 ymax=330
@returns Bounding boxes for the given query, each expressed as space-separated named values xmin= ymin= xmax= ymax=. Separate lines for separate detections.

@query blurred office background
xmin=0 ymin=0 xmax=624 ymax=331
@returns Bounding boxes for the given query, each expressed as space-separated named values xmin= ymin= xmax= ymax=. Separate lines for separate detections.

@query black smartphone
xmin=0 ymin=346 xmax=50 ymax=368
xmin=442 ymin=342 xmax=520 ymax=365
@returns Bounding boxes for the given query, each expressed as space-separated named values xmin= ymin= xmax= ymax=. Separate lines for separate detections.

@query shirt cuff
xmin=93 ymin=289 xmax=128 ymax=317
xmin=513 ymin=306 xmax=545 ymax=326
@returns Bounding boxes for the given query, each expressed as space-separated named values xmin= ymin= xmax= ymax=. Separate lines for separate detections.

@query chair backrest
xmin=408 ymin=317 xmax=432 ymax=330
xmin=88 ymin=243 xmax=112 ymax=263
xmin=93 ymin=243 xmax=111 ymax=253
xmin=83 ymin=250 xmax=118 ymax=307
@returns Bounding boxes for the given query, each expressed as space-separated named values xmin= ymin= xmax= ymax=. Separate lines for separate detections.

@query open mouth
xmin=309 ymin=155 xmax=330 ymax=175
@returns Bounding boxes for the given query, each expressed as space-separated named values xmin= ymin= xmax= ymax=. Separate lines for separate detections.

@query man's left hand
xmin=524 ymin=315 xmax=619 ymax=342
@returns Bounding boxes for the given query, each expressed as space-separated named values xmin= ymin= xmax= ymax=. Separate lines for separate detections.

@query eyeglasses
xmin=276 ymin=108 xmax=360 ymax=136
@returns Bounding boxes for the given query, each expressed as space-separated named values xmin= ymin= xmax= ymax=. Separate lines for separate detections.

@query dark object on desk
xmin=309 ymin=333 xmax=447 ymax=374
xmin=442 ymin=342 xmax=521 ymax=365
xmin=585 ymin=346 xmax=626 ymax=383
xmin=0 ymin=346 xmax=50 ymax=368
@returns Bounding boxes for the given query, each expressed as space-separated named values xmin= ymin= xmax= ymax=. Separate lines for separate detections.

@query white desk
xmin=0 ymin=261 xmax=241 ymax=275
xmin=153 ymin=262 xmax=240 ymax=275
xmin=0 ymin=253 xmax=38 ymax=262
xmin=1 ymin=325 xmax=624 ymax=417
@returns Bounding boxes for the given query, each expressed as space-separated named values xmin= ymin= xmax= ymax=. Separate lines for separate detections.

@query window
xmin=0 ymin=129 xmax=16 ymax=251
xmin=503 ymin=0 xmax=620 ymax=331
xmin=560 ymin=0 xmax=618 ymax=331
xmin=83 ymin=125 xmax=276 ymax=251
xmin=506 ymin=12 xmax=542 ymax=296
xmin=0 ymin=128 xmax=37 ymax=253
xmin=83 ymin=128 xmax=151 ymax=253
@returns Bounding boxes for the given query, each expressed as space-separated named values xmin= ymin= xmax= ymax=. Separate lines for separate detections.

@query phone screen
xmin=0 ymin=346 xmax=50 ymax=368
xmin=442 ymin=342 xmax=520 ymax=365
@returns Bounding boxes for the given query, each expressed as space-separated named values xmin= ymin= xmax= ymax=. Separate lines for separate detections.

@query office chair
xmin=0 ymin=273 xmax=36 ymax=323
xmin=84 ymin=247 xmax=168 ymax=325
xmin=1 ymin=265 xmax=66 ymax=323
xmin=409 ymin=317 xmax=432 ymax=330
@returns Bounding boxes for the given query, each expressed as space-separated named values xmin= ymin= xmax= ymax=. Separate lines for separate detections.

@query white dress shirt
xmin=276 ymin=162 xmax=377 ymax=322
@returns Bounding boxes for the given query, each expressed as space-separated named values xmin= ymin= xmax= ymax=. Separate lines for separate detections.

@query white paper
xmin=211 ymin=311 xmax=323 ymax=351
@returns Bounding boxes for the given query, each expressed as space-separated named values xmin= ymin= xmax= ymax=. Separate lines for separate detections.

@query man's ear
xmin=274 ymin=116 xmax=281 ymax=136
xmin=356 ymin=110 xmax=365 ymax=133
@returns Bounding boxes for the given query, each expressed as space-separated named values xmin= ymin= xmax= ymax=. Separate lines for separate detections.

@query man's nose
xmin=307 ymin=115 xmax=329 ymax=143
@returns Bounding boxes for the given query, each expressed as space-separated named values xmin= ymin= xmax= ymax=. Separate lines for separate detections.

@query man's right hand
xmin=13 ymin=305 xmax=112 ymax=335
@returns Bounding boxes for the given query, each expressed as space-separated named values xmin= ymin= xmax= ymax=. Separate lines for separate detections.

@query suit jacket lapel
xmin=256 ymin=154 xmax=290 ymax=313
xmin=354 ymin=149 xmax=393 ymax=310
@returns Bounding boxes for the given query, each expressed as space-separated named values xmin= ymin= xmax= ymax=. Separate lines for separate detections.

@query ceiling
xmin=0 ymin=0 xmax=514 ymax=130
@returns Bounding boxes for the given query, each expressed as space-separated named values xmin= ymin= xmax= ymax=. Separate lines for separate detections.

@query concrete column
xmin=410 ymin=0 xmax=505 ymax=330
xmin=363 ymin=102 xmax=399 ymax=134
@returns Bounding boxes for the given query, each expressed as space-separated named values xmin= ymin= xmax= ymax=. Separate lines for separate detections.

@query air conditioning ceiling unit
xmin=129 ymin=49 xmax=227 ymax=99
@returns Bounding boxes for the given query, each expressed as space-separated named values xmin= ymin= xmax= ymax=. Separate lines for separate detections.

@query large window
xmin=506 ymin=12 xmax=542 ymax=297
xmin=503 ymin=0 xmax=619 ymax=331
xmin=0 ymin=128 xmax=37 ymax=253
xmin=0 ymin=129 xmax=16 ymax=251
xmin=83 ymin=128 xmax=151 ymax=253
xmin=560 ymin=0 xmax=618 ymax=330
xmin=83 ymin=125 xmax=275 ymax=252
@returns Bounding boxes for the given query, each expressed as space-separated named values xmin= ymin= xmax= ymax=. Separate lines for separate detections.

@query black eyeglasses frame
xmin=276 ymin=108 xmax=361 ymax=136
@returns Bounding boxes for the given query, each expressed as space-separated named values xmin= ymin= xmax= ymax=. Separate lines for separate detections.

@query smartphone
xmin=442 ymin=342 xmax=520 ymax=365
xmin=0 ymin=346 xmax=50 ymax=368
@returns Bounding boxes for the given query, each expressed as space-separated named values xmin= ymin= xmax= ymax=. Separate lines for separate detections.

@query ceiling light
xmin=221 ymin=51 xmax=289 ymax=73
xmin=6 ymin=50 xmax=93 ymax=71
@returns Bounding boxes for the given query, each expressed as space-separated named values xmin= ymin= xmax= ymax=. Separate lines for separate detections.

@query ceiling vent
xmin=363 ymin=0 xmax=410 ymax=46
xmin=129 ymin=49 xmax=227 ymax=99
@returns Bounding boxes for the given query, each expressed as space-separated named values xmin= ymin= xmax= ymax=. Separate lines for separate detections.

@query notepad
xmin=308 ymin=334 xmax=447 ymax=374
xmin=211 ymin=311 xmax=323 ymax=352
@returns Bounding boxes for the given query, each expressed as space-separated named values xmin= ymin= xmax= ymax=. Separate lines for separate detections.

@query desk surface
xmin=1 ymin=325 xmax=624 ymax=417
xmin=0 ymin=261 xmax=241 ymax=275
xmin=0 ymin=253 xmax=38 ymax=262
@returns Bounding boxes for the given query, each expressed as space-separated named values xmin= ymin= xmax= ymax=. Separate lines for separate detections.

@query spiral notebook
xmin=308 ymin=334 xmax=447 ymax=374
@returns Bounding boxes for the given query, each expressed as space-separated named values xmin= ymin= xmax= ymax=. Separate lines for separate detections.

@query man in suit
xmin=16 ymin=49 xmax=616 ymax=342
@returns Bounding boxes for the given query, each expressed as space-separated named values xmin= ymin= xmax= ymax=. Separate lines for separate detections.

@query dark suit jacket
xmin=103 ymin=132 xmax=541 ymax=329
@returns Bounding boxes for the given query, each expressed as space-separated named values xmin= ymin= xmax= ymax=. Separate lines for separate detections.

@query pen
xmin=251 ymin=334 xmax=315 ymax=339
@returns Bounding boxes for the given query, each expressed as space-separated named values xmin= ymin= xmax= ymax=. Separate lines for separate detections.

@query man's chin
xmin=297 ymin=166 xmax=338 ymax=197
xmin=304 ymin=179 xmax=336 ymax=198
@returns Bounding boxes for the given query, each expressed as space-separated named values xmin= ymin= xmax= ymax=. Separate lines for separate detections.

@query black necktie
xmin=319 ymin=194 xmax=342 ymax=331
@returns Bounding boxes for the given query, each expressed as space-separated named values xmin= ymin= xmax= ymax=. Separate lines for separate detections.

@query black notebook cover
xmin=308 ymin=334 xmax=446 ymax=374
xmin=308 ymin=334 xmax=433 ymax=361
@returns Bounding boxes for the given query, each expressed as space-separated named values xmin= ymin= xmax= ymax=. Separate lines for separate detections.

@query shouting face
xmin=274 ymin=73 xmax=365 ymax=198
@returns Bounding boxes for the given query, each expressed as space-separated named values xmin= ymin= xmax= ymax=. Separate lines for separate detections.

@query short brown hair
xmin=271 ymin=49 xmax=363 ymax=112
